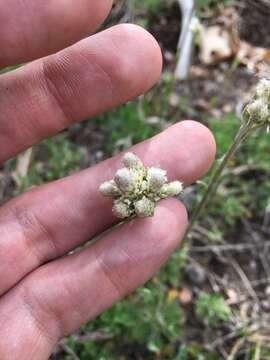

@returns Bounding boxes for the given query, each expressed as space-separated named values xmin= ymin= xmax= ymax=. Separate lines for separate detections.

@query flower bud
xmin=148 ymin=167 xmax=167 ymax=191
xmin=99 ymin=180 xmax=120 ymax=197
xmin=134 ymin=197 xmax=155 ymax=217
xmin=112 ymin=200 xmax=131 ymax=219
xmin=123 ymin=152 xmax=142 ymax=169
xmin=247 ymin=99 xmax=269 ymax=124
xmin=256 ymin=79 xmax=270 ymax=102
xmin=114 ymin=168 xmax=134 ymax=193
xmin=160 ymin=181 xmax=183 ymax=198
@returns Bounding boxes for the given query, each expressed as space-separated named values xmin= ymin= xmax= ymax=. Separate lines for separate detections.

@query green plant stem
xmin=185 ymin=123 xmax=252 ymax=239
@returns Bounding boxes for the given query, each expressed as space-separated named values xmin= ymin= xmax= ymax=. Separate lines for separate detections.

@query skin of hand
xmin=0 ymin=1 xmax=216 ymax=359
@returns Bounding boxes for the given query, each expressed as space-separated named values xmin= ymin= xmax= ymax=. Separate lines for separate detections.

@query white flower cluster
xmin=244 ymin=79 xmax=270 ymax=126
xmin=99 ymin=152 xmax=183 ymax=219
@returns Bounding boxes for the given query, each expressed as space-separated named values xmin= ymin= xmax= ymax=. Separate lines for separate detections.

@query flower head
xmin=99 ymin=153 xmax=183 ymax=219
xmin=147 ymin=167 xmax=167 ymax=192
xmin=112 ymin=200 xmax=131 ymax=219
xmin=256 ymin=79 xmax=270 ymax=102
xmin=114 ymin=168 xmax=135 ymax=193
xmin=159 ymin=181 xmax=184 ymax=198
xmin=99 ymin=180 xmax=120 ymax=197
xmin=243 ymin=79 xmax=270 ymax=126
xmin=134 ymin=197 xmax=155 ymax=218
xmin=122 ymin=152 xmax=143 ymax=169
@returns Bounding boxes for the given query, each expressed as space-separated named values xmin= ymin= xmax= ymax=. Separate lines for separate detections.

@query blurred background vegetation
xmin=1 ymin=0 xmax=270 ymax=359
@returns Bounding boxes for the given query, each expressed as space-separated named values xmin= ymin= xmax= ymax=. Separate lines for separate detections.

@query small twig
xmin=230 ymin=258 xmax=260 ymax=304
xmin=241 ymin=218 xmax=261 ymax=243
xmin=250 ymin=278 xmax=270 ymax=287
xmin=219 ymin=346 xmax=229 ymax=360
xmin=191 ymin=242 xmax=269 ymax=253
xmin=227 ymin=338 xmax=245 ymax=360
xmin=73 ymin=332 xmax=114 ymax=343
xmin=230 ymin=164 xmax=265 ymax=176
xmin=210 ymin=328 xmax=241 ymax=349
xmin=58 ymin=341 xmax=80 ymax=360
xmin=54 ymin=332 xmax=114 ymax=359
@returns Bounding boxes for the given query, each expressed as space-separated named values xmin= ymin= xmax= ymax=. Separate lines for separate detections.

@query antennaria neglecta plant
xmin=185 ymin=78 xmax=270 ymax=239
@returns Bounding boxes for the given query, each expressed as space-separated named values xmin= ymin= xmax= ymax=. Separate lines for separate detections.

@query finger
xmin=0 ymin=24 xmax=162 ymax=163
xmin=0 ymin=0 xmax=112 ymax=66
xmin=0 ymin=200 xmax=187 ymax=359
xmin=0 ymin=121 xmax=216 ymax=296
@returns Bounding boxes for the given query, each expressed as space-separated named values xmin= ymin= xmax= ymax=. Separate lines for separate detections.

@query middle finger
xmin=0 ymin=121 xmax=215 ymax=296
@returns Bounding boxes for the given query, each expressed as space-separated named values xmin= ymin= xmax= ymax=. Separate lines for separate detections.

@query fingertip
xmin=106 ymin=24 xmax=163 ymax=94
xmin=179 ymin=120 xmax=216 ymax=162
xmin=165 ymin=120 xmax=216 ymax=184
xmin=122 ymin=23 xmax=163 ymax=80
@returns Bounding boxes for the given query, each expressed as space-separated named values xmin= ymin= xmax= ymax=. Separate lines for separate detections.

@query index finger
xmin=0 ymin=0 xmax=112 ymax=66
xmin=0 ymin=24 xmax=162 ymax=163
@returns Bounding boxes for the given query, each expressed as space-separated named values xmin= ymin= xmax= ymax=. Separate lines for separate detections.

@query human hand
xmin=0 ymin=1 xmax=216 ymax=359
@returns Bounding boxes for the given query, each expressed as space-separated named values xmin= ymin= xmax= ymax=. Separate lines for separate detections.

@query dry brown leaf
xmin=237 ymin=41 xmax=270 ymax=72
xmin=199 ymin=22 xmax=270 ymax=72
xmin=199 ymin=26 xmax=235 ymax=65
